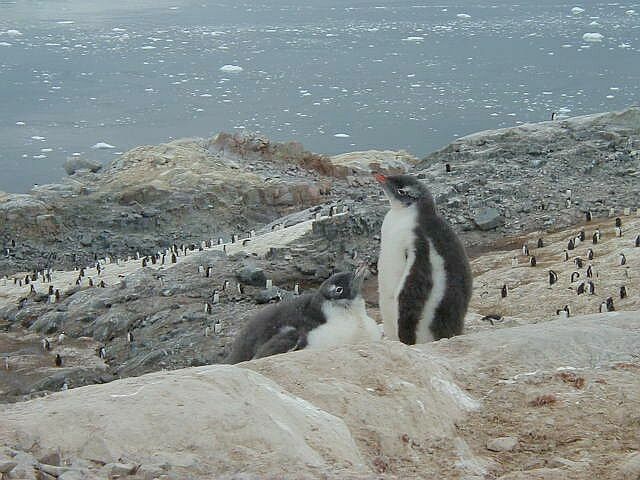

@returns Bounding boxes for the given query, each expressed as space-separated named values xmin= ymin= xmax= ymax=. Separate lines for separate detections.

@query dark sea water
xmin=0 ymin=0 xmax=639 ymax=192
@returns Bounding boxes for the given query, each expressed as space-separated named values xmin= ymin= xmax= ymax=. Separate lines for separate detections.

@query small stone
xmin=0 ymin=460 xmax=18 ymax=474
xmin=235 ymin=265 xmax=267 ymax=287
xmin=38 ymin=452 xmax=60 ymax=466
xmin=58 ymin=471 xmax=85 ymax=480
xmin=64 ymin=157 xmax=102 ymax=175
xmin=38 ymin=463 xmax=70 ymax=476
xmin=473 ymin=207 xmax=505 ymax=231
xmin=618 ymin=452 xmax=640 ymax=480
xmin=106 ymin=462 xmax=138 ymax=477
xmin=487 ymin=436 xmax=519 ymax=452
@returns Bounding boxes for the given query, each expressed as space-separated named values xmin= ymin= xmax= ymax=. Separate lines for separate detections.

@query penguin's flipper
xmin=253 ymin=327 xmax=307 ymax=360
xmin=397 ymin=239 xmax=431 ymax=345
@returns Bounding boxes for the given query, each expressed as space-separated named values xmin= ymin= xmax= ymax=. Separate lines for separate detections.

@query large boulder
xmin=63 ymin=157 xmax=102 ymax=175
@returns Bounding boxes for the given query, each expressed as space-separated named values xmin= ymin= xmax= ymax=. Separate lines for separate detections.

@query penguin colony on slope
xmin=495 ymin=214 xmax=637 ymax=319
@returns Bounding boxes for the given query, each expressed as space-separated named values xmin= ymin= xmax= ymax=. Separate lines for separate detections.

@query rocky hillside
xmin=2 ymin=107 xmax=639 ymax=278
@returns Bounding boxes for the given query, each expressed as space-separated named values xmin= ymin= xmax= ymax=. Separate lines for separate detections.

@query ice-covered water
xmin=1 ymin=0 xmax=639 ymax=192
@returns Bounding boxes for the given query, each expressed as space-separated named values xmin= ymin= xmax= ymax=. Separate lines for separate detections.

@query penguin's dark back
xmin=224 ymin=293 xmax=325 ymax=364
xmin=417 ymin=205 xmax=472 ymax=339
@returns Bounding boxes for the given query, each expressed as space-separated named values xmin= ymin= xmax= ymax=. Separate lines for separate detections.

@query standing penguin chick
xmin=375 ymin=174 xmax=472 ymax=345
xmin=225 ymin=265 xmax=380 ymax=364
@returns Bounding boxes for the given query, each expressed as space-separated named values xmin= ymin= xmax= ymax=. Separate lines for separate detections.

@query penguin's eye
xmin=397 ymin=187 xmax=408 ymax=196
xmin=335 ymin=286 xmax=344 ymax=295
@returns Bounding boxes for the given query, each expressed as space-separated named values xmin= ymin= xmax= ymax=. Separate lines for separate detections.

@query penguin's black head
xmin=319 ymin=264 xmax=367 ymax=302
xmin=374 ymin=173 xmax=435 ymax=211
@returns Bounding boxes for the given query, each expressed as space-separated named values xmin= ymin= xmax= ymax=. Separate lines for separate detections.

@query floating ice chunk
xmin=333 ymin=133 xmax=350 ymax=138
xmin=91 ymin=142 xmax=116 ymax=149
xmin=112 ymin=27 xmax=127 ymax=32
xmin=33 ymin=155 xmax=47 ymax=159
xmin=606 ymin=95 xmax=614 ymax=99
xmin=5 ymin=29 xmax=23 ymax=36
xmin=41 ymin=148 xmax=53 ymax=153
xmin=16 ymin=121 xmax=25 ymax=126
xmin=619 ymin=43 xmax=631 ymax=49
xmin=31 ymin=136 xmax=46 ymax=141
xmin=402 ymin=36 xmax=424 ymax=42
xmin=56 ymin=20 xmax=75 ymax=24
xmin=582 ymin=32 xmax=603 ymax=42
xmin=220 ymin=64 xmax=243 ymax=73
xmin=456 ymin=13 xmax=471 ymax=19
xmin=140 ymin=45 xmax=156 ymax=50
xmin=589 ymin=21 xmax=600 ymax=26
xmin=625 ymin=9 xmax=636 ymax=15
xmin=571 ymin=6 xmax=585 ymax=14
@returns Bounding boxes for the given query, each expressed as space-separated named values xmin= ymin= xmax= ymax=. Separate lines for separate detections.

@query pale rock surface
xmin=2 ymin=313 xmax=639 ymax=479
xmin=330 ymin=149 xmax=417 ymax=175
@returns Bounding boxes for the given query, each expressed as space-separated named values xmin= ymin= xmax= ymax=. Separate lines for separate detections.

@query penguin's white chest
xmin=307 ymin=298 xmax=381 ymax=349
xmin=378 ymin=205 xmax=418 ymax=340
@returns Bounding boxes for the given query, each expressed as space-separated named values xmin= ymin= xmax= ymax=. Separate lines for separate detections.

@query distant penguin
xmin=635 ymin=235 xmax=640 ymax=247
xmin=225 ymin=266 xmax=380 ymax=363
xmin=549 ymin=270 xmax=558 ymax=286
xmin=571 ymin=272 xmax=580 ymax=283
xmin=375 ymin=174 xmax=472 ymax=344
xmin=445 ymin=163 xmax=452 ymax=173
xmin=522 ymin=244 xmax=529 ymax=256
xmin=567 ymin=239 xmax=575 ymax=250
xmin=529 ymin=256 xmax=537 ymax=267
xmin=55 ymin=354 xmax=62 ymax=367
xmin=171 ymin=253 xmax=177 ymax=264
xmin=586 ymin=264 xmax=594 ymax=278
xmin=204 ymin=302 xmax=212 ymax=314
xmin=127 ymin=331 xmax=134 ymax=342
xmin=41 ymin=338 xmax=51 ymax=351
xmin=537 ymin=238 xmax=544 ymax=248
xmin=599 ymin=301 xmax=607 ymax=313
xmin=98 ymin=347 xmax=106 ymax=359
xmin=578 ymin=230 xmax=586 ymax=242
xmin=606 ymin=297 xmax=615 ymax=312
xmin=615 ymin=217 xmax=622 ymax=228
xmin=577 ymin=282 xmax=585 ymax=295
xmin=587 ymin=281 xmax=595 ymax=295
xmin=574 ymin=235 xmax=581 ymax=247
xmin=294 ymin=283 xmax=300 ymax=295
xmin=620 ymin=286 xmax=627 ymax=299
xmin=511 ymin=256 xmax=518 ymax=267
xmin=563 ymin=250 xmax=569 ymax=261
xmin=587 ymin=249 xmax=594 ymax=260
xmin=563 ymin=304 xmax=571 ymax=317
xmin=212 ymin=290 xmax=220 ymax=304
xmin=574 ymin=257 xmax=583 ymax=269
xmin=501 ymin=284 xmax=508 ymax=298
xmin=565 ymin=198 xmax=572 ymax=209
xmin=592 ymin=232 xmax=598 ymax=245
xmin=619 ymin=253 xmax=627 ymax=266
xmin=551 ymin=111 xmax=557 ymax=120
xmin=58 ymin=332 xmax=66 ymax=343
xmin=615 ymin=227 xmax=623 ymax=238
xmin=585 ymin=210 xmax=592 ymax=222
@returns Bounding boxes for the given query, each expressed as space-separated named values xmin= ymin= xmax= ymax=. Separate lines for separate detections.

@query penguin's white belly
xmin=378 ymin=206 xmax=418 ymax=340
xmin=307 ymin=299 xmax=381 ymax=349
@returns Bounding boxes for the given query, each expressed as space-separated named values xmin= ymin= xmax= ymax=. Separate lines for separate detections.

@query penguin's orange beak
xmin=373 ymin=173 xmax=387 ymax=183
